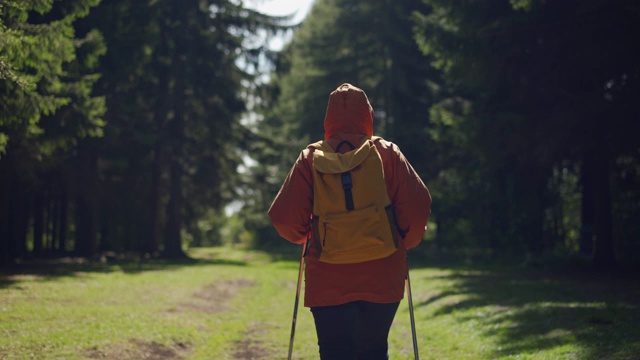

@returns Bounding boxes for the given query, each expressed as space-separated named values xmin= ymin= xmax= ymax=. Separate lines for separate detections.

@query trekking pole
xmin=406 ymin=270 xmax=420 ymax=360
xmin=288 ymin=243 xmax=306 ymax=360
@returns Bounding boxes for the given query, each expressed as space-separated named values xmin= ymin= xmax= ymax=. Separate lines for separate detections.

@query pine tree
xmin=414 ymin=0 xmax=640 ymax=264
xmin=83 ymin=0 xmax=292 ymax=257
xmin=0 ymin=0 xmax=104 ymax=263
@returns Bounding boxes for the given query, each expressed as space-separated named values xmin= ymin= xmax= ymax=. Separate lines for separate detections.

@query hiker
xmin=269 ymin=83 xmax=431 ymax=360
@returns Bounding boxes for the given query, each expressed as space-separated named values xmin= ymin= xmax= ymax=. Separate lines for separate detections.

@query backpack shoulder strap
xmin=335 ymin=140 xmax=356 ymax=152
xmin=309 ymin=136 xmax=384 ymax=153
xmin=307 ymin=140 xmax=334 ymax=153
xmin=307 ymin=140 xmax=322 ymax=149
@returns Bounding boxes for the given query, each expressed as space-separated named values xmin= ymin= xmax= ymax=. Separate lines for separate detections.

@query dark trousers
xmin=310 ymin=301 xmax=400 ymax=360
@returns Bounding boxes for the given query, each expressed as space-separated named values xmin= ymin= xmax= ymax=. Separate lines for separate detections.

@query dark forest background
xmin=1 ymin=0 xmax=639 ymax=269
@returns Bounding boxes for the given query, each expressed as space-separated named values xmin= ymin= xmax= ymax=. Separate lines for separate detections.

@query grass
xmin=0 ymin=246 xmax=639 ymax=359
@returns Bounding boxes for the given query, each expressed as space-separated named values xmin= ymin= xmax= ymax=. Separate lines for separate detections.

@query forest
xmin=1 ymin=0 xmax=639 ymax=269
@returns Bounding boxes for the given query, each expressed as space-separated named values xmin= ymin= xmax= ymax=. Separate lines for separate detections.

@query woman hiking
xmin=269 ymin=83 xmax=431 ymax=360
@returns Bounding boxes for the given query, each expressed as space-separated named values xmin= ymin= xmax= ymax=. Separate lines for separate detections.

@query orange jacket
xmin=268 ymin=83 xmax=431 ymax=307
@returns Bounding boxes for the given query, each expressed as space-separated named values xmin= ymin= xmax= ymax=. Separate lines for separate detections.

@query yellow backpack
xmin=308 ymin=136 xmax=399 ymax=264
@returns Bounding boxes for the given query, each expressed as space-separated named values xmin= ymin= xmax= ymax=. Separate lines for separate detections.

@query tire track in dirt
xmin=84 ymin=278 xmax=259 ymax=359
xmin=176 ymin=278 xmax=256 ymax=314
xmin=232 ymin=324 xmax=274 ymax=360
xmin=85 ymin=339 xmax=189 ymax=360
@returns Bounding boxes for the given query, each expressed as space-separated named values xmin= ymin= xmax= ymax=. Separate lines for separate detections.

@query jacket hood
xmin=323 ymin=83 xmax=374 ymax=140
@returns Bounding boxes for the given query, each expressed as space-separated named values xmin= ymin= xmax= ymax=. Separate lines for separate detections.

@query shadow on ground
xmin=0 ymin=253 xmax=243 ymax=289
xmin=415 ymin=263 xmax=640 ymax=359
xmin=0 ymin=245 xmax=304 ymax=290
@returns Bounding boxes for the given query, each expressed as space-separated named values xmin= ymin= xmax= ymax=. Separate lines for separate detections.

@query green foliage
xmin=1 ymin=0 xmax=639 ymax=267
xmin=413 ymin=0 xmax=640 ymax=262
xmin=0 ymin=0 xmax=106 ymax=266
xmin=0 ymin=0 xmax=293 ymax=263
xmin=77 ymin=0 xmax=294 ymax=257
xmin=0 ymin=0 xmax=103 ymax=156
xmin=268 ymin=0 xmax=434 ymax=145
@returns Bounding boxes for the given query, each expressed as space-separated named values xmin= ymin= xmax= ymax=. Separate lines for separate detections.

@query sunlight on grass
xmin=1 ymin=247 xmax=638 ymax=359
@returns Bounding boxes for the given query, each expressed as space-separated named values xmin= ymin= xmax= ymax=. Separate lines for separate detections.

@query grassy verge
xmin=0 ymin=247 xmax=638 ymax=359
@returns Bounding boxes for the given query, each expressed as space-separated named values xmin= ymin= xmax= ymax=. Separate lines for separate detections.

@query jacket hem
xmin=304 ymin=293 xmax=404 ymax=308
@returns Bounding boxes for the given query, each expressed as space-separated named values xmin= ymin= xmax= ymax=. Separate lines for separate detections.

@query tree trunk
xmin=33 ymin=190 xmax=45 ymax=255
xmin=526 ymin=174 xmax=545 ymax=256
xmin=163 ymin=161 xmax=185 ymax=258
xmin=43 ymin=182 xmax=52 ymax=251
xmin=146 ymin=4 xmax=173 ymax=256
xmin=51 ymin=182 xmax=60 ymax=252
xmin=9 ymin=181 xmax=29 ymax=260
xmin=490 ymin=170 xmax=508 ymax=252
xmin=59 ymin=181 xmax=68 ymax=253
xmin=592 ymin=149 xmax=616 ymax=268
xmin=161 ymin=2 xmax=187 ymax=260
xmin=75 ymin=144 xmax=99 ymax=257
xmin=0 ymin=168 xmax=9 ymax=265
xmin=580 ymin=150 xmax=595 ymax=256
xmin=147 ymin=141 xmax=165 ymax=255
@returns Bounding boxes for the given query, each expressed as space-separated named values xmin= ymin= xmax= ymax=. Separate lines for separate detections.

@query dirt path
xmin=85 ymin=339 xmax=189 ymax=360
xmin=232 ymin=326 xmax=272 ymax=360
xmin=84 ymin=278 xmax=272 ymax=360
